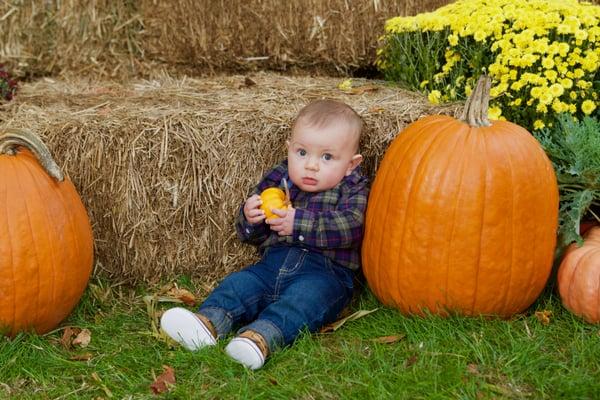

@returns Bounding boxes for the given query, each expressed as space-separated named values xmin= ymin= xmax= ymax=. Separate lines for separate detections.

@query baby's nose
xmin=305 ymin=157 xmax=319 ymax=171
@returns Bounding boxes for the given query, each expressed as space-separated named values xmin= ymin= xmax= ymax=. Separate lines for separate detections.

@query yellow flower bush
xmin=377 ymin=0 xmax=600 ymax=131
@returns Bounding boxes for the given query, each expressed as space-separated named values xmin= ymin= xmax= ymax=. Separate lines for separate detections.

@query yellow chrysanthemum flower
xmin=488 ymin=106 xmax=502 ymax=120
xmin=530 ymin=87 xmax=542 ymax=99
xmin=581 ymin=100 xmax=597 ymax=115
xmin=541 ymin=57 xmax=555 ymax=69
xmin=474 ymin=30 xmax=487 ymax=42
xmin=539 ymin=92 xmax=553 ymax=105
xmin=560 ymin=78 xmax=573 ymax=89
xmin=549 ymin=83 xmax=564 ymax=98
xmin=465 ymin=85 xmax=473 ymax=97
xmin=428 ymin=90 xmax=442 ymax=105
xmin=338 ymin=79 xmax=353 ymax=91
xmin=448 ymin=34 xmax=459 ymax=46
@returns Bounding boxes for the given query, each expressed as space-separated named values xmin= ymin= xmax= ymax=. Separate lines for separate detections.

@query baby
xmin=161 ymin=99 xmax=369 ymax=369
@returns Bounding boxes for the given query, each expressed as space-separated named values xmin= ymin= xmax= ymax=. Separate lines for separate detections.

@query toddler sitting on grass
xmin=161 ymin=99 xmax=369 ymax=369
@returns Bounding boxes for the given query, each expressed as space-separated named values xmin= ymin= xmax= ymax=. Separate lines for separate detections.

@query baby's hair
xmin=292 ymin=99 xmax=363 ymax=149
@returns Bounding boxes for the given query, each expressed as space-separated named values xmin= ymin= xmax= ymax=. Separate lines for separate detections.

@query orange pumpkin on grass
xmin=362 ymin=76 xmax=559 ymax=317
xmin=0 ymin=129 xmax=94 ymax=336
xmin=557 ymin=226 xmax=600 ymax=324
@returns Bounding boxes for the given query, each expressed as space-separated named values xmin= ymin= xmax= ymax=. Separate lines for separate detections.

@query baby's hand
xmin=243 ymin=194 xmax=266 ymax=225
xmin=266 ymin=207 xmax=296 ymax=236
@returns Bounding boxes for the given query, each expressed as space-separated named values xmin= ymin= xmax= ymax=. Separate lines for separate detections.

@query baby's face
xmin=287 ymin=120 xmax=362 ymax=192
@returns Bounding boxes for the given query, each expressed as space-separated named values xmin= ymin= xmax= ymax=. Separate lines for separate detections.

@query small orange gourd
xmin=0 ymin=129 xmax=94 ymax=336
xmin=260 ymin=187 xmax=287 ymax=220
xmin=362 ymin=76 xmax=558 ymax=317
xmin=557 ymin=226 xmax=600 ymax=324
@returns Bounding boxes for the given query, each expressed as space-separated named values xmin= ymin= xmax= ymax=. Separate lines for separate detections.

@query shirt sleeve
xmin=235 ymin=160 xmax=288 ymax=245
xmin=292 ymin=175 xmax=368 ymax=249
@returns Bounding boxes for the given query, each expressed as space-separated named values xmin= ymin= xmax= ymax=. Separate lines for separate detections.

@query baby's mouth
xmin=301 ymin=177 xmax=318 ymax=186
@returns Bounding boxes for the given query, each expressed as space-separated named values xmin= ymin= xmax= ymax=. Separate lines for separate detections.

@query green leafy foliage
xmin=533 ymin=114 xmax=600 ymax=251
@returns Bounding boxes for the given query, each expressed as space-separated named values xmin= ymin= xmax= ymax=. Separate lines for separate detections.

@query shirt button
xmin=245 ymin=228 xmax=250 ymax=234
xmin=298 ymin=235 xmax=304 ymax=241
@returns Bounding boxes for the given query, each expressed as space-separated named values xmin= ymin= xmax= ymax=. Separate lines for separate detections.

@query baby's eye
xmin=322 ymin=153 xmax=333 ymax=161
xmin=297 ymin=149 xmax=307 ymax=156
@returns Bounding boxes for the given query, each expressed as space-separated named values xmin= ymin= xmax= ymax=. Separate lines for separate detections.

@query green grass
xmin=1 ymin=280 xmax=599 ymax=399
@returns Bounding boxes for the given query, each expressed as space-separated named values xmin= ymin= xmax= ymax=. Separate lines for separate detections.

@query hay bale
xmin=140 ymin=0 xmax=454 ymax=75
xmin=0 ymin=72 xmax=460 ymax=284
xmin=0 ymin=0 xmax=454 ymax=78
xmin=0 ymin=0 xmax=143 ymax=78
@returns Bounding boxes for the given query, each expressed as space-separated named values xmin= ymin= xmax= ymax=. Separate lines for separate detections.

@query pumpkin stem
xmin=460 ymin=75 xmax=492 ymax=127
xmin=0 ymin=128 xmax=64 ymax=181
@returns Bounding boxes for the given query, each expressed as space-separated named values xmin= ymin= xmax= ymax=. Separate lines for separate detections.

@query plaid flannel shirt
xmin=236 ymin=159 xmax=369 ymax=271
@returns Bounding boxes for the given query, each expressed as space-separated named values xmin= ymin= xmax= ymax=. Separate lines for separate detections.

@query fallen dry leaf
xmin=368 ymin=106 xmax=385 ymax=113
xmin=405 ymin=354 xmax=418 ymax=368
xmin=150 ymin=365 xmax=176 ymax=395
xmin=371 ymin=334 xmax=405 ymax=344
xmin=158 ymin=282 xmax=176 ymax=294
xmin=466 ymin=363 xmax=480 ymax=375
xmin=152 ymin=284 xmax=198 ymax=306
xmin=535 ymin=310 xmax=552 ymax=325
xmin=72 ymin=328 xmax=92 ymax=348
xmin=164 ymin=287 xmax=197 ymax=306
xmin=320 ymin=308 xmax=378 ymax=333
xmin=348 ymin=84 xmax=379 ymax=95
xmin=61 ymin=326 xmax=81 ymax=349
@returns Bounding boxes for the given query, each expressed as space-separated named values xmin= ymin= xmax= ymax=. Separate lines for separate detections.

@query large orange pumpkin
xmin=0 ymin=129 xmax=94 ymax=336
xmin=557 ymin=226 xmax=600 ymax=324
xmin=362 ymin=76 xmax=559 ymax=317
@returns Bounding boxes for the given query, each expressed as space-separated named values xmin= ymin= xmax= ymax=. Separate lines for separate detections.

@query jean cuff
xmin=239 ymin=318 xmax=284 ymax=354
xmin=197 ymin=306 xmax=233 ymax=339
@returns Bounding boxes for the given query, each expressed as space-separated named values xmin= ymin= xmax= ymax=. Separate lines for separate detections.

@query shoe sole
xmin=160 ymin=307 xmax=216 ymax=351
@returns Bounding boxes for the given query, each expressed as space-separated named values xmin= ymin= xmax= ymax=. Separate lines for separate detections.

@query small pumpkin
xmin=0 ymin=129 xmax=94 ymax=336
xmin=557 ymin=226 xmax=600 ymax=324
xmin=362 ymin=76 xmax=558 ymax=317
xmin=260 ymin=187 xmax=287 ymax=220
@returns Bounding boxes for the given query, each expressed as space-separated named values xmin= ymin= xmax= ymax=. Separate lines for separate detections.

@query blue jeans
xmin=198 ymin=245 xmax=354 ymax=353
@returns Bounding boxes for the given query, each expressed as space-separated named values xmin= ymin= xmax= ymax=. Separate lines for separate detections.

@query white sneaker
xmin=225 ymin=337 xmax=266 ymax=370
xmin=160 ymin=307 xmax=216 ymax=351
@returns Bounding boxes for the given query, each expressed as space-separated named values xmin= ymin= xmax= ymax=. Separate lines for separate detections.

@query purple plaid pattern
xmin=236 ymin=159 xmax=369 ymax=270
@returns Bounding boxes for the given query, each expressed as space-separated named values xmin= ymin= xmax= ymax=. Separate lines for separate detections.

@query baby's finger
xmin=249 ymin=198 xmax=263 ymax=209
xmin=270 ymin=208 xmax=287 ymax=218
xmin=248 ymin=213 xmax=266 ymax=223
xmin=267 ymin=222 xmax=284 ymax=231
xmin=247 ymin=208 xmax=265 ymax=217
xmin=265 ymin=217 xmax=283 ymax=225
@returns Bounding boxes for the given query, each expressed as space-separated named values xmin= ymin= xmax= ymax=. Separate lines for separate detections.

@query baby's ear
xmin=345 ymin=154 xmax=363 ymax=176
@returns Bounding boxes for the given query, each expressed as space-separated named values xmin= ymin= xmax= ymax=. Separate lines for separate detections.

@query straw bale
xmin=0 ymin=72 xmax=461 ymax=284
xmin=140 ymin=0 xmax=454 ymax=75
xmin=0 ymin=0 xmax=143 ymax=78
xmin=0 ymin=0 xmax=453 ymax=79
